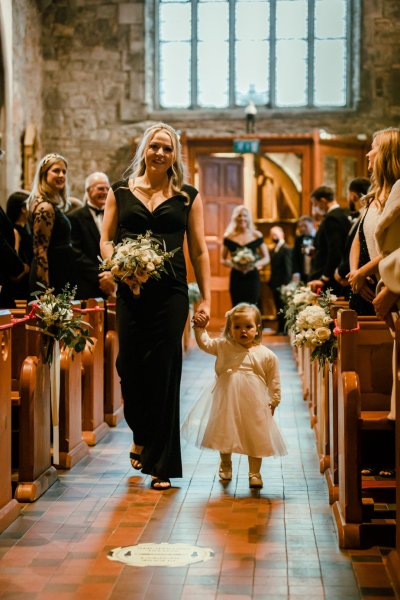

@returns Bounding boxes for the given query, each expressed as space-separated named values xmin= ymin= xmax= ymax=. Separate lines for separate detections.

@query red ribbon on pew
xmin=333 ymin=319 xmax=360 ymax=336
xmin=72 ymin=306 xmax=105 ymax=313
xmin=0 ymin=304 xmax=38 ymax=330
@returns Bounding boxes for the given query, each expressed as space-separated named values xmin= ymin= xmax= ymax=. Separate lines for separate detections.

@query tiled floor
xmin=0 ymin=336 xmax=395 ymax=599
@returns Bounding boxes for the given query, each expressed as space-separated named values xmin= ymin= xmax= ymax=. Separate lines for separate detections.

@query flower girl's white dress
xmin=181 ymin=329 xmax=287 ymax=458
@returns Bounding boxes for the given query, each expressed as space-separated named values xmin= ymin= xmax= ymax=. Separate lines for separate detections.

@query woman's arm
xmin=100 ymin=188 xmax=118 ymax=260
xmin=255 ymin=241 xmax=270 ymax=269
xmin=187 ymin=193 xmax=211 ymax=323
xmin=348 ymin=229 xmax=360 ymax=274
xmin=221 ymin=243 xmax=233 ymax=268
xmin=31 ymin=201 xmax=55 ymax=287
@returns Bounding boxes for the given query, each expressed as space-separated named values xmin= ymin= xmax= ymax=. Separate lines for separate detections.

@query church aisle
xmin=0 ymin=339 xmax=394 ymax=599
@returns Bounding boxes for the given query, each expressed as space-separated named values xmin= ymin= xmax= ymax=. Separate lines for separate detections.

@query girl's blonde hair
xmin=125 ymin=122 xmax=189 ymax=202
xmin=28 ymin=153 xmax=70 ymax=212
xmin=223 ymin=302 xmax=263 ymax=345
xmin=224 ymin=205 xmax=257 ymax=237
xmin=365 ymin=127 xmax=400 ymax=209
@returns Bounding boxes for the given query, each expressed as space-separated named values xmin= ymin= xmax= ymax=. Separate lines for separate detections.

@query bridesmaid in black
xmin=27 ymin=153 xmax=99 ymax=298
xmin=221 ymin=205 xmax=270 ymax=307
xmin=100 ymin=123 xmax=211 ymax=490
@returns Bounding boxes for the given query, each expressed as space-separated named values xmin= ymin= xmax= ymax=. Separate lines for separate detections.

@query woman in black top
xmin=221 ymin=205 xmax=270 ymax=307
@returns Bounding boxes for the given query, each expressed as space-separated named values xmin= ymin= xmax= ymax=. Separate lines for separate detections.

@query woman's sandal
xmin=249 ymin=473 xmax=263 ymax=489
xmin=129 ymin=452 xmax=143 ymax=470
xmin=150 ymin=478 xmax=171 ymax=490
xmin=361 ymin=466 xmax=376 ymax=476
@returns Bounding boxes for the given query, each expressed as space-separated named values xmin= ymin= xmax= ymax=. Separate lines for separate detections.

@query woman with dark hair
xmin=100 ymin=123 xmax=211 ymax=490
xmin=6 ymin=191 xmax=32 ymax=300
xmin=27 ymin=153 xmax=99 ymax=297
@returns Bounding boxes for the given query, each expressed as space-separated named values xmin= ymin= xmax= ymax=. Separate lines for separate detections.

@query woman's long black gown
xmin=348 ymin=211 xmax=377 ymax=316
xmin=223 ymin=237 xmax=263 ymax=306
xmin=113 ymin=182 xmax=197 ymax=480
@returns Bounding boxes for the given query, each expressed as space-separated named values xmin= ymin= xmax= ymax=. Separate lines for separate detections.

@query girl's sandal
xmin=129 ymin=452 xmax=143 ymax=470
xmin=249 ymin=473 xmax=263 ymax=489
xmin=150 ymin=478 xmax=171 ymax=490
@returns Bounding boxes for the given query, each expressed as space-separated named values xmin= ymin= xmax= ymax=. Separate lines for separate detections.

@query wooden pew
xmin=56 ymin=301 xmax=90 ymax=468
xmin=0 ymin=311 xmax=21 ymax=532
xmin=81 ymin=298 xmax=109 ymax=445
xmin=104 ymin=303 xmax=123 ymax=427
xmin=332 ymin=309 xmax=396 ymax=548
xmin=13 ymin=320 xmax=58 ymax=502
xmin=384 ymin=314 xmax=400 ymax=594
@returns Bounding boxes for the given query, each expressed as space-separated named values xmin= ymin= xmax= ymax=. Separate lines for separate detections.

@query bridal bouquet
xmin=99 ymin=230 xmax=179 ymax=296
xmin=291 ymin=290 xmax=337 ymax=367
xmin=231 ymin=247 xmax=256 ymax=269
xmin=29 ymin=283 xmax=93 ymax=364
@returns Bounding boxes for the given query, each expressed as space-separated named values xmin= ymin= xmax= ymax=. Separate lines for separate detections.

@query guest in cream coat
xmin=369 ymin=128 xmax=400 ymax=422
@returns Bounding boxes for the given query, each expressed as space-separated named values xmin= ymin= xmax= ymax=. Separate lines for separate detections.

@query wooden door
xmin=197 ymin=155 xmax=244 ymax=328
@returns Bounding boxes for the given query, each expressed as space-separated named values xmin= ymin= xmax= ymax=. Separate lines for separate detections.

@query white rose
xmin=315 ymin=326 xmax=331 ymax=341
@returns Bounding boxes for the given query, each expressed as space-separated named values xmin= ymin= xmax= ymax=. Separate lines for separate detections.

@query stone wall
xmin=24 ymin=0 xmax=400 ymax=195
xmin=12 ymin=0 xmax=42 ymax=190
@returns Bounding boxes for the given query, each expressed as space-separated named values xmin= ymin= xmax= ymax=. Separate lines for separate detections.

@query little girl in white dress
xmin=181 ymin=303 xmax=287 ymax=488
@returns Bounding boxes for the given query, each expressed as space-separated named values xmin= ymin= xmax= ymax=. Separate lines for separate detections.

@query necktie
xmin=88 ymin=205 xmax=104 ymax=216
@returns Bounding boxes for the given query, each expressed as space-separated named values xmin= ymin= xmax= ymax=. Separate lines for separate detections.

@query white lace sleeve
xmin=194 ymin=328 xmax=219 ymax=356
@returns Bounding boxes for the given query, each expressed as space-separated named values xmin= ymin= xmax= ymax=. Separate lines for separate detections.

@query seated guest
xmin=6 ymin=191 xmax=33 ymax=301
xmin=335 ymin=177 xmax=371 ymax=293
xmin=68 ymin=172 xmax=116 ymax=299
xmin=308 ymin=186 xmax=351 ymax=295
xmin=0 ymin=204 xmax=28 ymax=308
xmin=291 ymin=215 xmax=315 ymax=283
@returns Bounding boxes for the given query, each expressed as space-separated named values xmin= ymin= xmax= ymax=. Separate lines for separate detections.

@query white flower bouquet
xmin=99 ymin=230 xmax=179 ymax=296
xmin=280 ymin=284 xmax=319 ymax=333
xmin=29 ymin=283 xmax=93 ymax=364
xmin=291 ymin=290 xmax=338 ymax=367
xmin=231 ymin=247 xmax=256 ymax=269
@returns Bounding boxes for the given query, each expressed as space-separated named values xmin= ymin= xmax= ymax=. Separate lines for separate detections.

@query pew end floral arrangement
xmin=99 ymin=230 xmax=179 ymax=296
xmin=29 ymin=283 xmax=93 ymax=365
xmin=280 ymin=283 xmax=337 ymax=368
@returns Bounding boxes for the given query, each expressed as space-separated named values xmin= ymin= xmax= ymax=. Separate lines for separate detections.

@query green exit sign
xmin=233 ymin=139 xmax=260 ymax=153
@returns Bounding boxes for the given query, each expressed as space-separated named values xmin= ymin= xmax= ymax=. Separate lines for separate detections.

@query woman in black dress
xmin=100 ymin=123 xmax=211 ymax=490
xmin=6 ymin=191 xmax=33 ymax=301
xmin=27 ymin=153 xmax=99 ymax=298
xmin=221 ymin=205 xmax=270 ymax=307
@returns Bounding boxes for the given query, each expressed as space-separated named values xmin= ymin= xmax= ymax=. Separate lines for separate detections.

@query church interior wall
xmin=2 ymin=0 xmax=400 ymax=199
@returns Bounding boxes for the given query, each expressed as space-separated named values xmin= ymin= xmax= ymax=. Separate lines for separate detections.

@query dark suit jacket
xmin=292 ymin=234 xmax=315 ymax=282
xmin=0 ymin=207 xmax=25 ymax=307
xmin=68 ymin=205 xmax=103 ymax=298
xmin=310 ymin=207 xmax=351 ymax=293
xmin=269 ymin=243 xmax=293 ymax=290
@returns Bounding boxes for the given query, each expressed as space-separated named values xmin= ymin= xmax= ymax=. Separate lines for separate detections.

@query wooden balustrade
xmin=0 ymin=311 xmax=21 ymax=532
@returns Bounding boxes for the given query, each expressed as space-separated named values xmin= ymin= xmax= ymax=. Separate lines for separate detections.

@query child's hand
xmin=192 ymin=311 xmax=208 ymax=328
xmin=269 ymin=403 xmax=276 ymax=416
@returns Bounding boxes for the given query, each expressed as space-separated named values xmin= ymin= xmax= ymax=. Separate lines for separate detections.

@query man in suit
xmin=0 ymin=205 xmax=29 ymax=308
xmin=308 ymin=185 xmax=351 ymax=295
xmin=269 ymin=226 xmax=292 ymax=334
xmin=291 ymin=215 xmax=316 ymax=283
xmin=68 ymin=172 xmax=115 ymax=299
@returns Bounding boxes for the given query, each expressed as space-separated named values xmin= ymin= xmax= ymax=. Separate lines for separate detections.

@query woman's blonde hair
xmin=223 ymin=302 xmax=263 ymax=345
xmin=365 ymin=127 xmax=400 ymax=209
xmin=224 ymin=205 xmax=257 ymax=237
xmin=28 ymin=153 xmax=70 ymax=212
xmin=125 ymin=122 xmax=189 ymax=202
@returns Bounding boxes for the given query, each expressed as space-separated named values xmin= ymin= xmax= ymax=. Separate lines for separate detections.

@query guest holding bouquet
xmin=221 ymin=205 xmax=270 ymax=307
xmin=100 ymin=122 xmax=211 ymax=490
